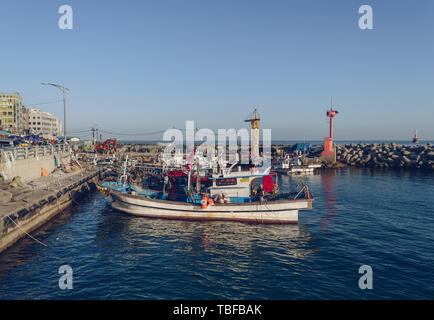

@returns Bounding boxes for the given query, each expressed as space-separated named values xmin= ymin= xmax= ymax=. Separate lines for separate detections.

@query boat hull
xmin=109 ymin=190 xmax=312 ymax=224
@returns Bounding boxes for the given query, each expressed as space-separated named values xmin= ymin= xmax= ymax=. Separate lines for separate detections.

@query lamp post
xmin=41 ymin=82 xmax=69 ymax=143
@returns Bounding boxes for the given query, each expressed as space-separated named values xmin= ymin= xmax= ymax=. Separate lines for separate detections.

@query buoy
xmin=207 ymin=198 xmax=214 ymax=206
xmin=201 ymin=197 xmax=208 ymax=209
xmin=41 ymin=168 xmax=48 ymax=177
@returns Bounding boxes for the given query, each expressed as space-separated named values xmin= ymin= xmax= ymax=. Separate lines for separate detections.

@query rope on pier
xmin=6 ymin=216 xmax=47 ymax=247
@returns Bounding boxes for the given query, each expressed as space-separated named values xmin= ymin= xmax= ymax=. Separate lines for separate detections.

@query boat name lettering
xmin=216 ymin=178 xmax=237 ymax=186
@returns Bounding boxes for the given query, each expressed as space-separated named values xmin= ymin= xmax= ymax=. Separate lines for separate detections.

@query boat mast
xmin=121 ymin=155 xmax=128 ymax=186
xmin=187 ymin=167 xmax=191 ymax=190
xmin=195 ymin=161 xmax=201 ymax=193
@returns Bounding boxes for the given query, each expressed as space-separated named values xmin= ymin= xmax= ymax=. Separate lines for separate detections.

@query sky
xmin=0 ymin=0 xmax=433 ymax=141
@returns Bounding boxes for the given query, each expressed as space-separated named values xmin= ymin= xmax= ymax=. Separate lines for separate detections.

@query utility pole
xmin=91 ymin=125 xmax=96 ymax=145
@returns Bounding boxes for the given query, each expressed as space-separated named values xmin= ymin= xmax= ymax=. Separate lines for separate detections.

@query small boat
xmin=98 ymin=164 xmax=314 ymax=224
xmin=413 ymin=130 xmax=419 ymax=143
xmin=274 ymin=154 xmax=322 ymax=175
xmin=287 ymin=164 xmax=322 ymax=175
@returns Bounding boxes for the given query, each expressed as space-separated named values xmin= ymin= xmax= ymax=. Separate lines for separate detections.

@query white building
xmin=28 ymin=108 xmax=62 ymax=136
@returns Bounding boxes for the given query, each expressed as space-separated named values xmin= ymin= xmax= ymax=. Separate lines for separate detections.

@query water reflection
xmin=94 ymin=206 xmax=317 ymax=268
xmin=320 ymin=170 xmax=338 ymax=231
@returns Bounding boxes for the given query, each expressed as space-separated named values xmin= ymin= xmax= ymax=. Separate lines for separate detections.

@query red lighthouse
xmin=321 ymin=101 xmax=339 ymax=157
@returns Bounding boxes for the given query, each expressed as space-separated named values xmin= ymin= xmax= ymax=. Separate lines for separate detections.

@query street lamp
xmin=41 ymin=82 xmax=69 ymax=143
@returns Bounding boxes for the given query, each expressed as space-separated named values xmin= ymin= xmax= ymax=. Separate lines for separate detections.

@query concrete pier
xmin=0 ymin=167 xmax=102 ymax=253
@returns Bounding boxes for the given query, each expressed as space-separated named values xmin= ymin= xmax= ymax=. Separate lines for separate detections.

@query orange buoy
xmin=207 ymin=198 xmax=214 ymax=206
xmin=201 ymin=196 xmax=208 ymax=209
xmin=41 ymin=168 xmax=48 ymax=177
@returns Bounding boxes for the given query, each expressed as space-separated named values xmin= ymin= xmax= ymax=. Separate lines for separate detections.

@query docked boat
xmin=98 ymin=162 xmax=314 ymax=224
xmin=287 ymin=164 xmax=322 ymax=175
xmin=97 ymin=109 xmax=314 ymax=223
xmin=274 ymin=154 xmax=322 ymax=175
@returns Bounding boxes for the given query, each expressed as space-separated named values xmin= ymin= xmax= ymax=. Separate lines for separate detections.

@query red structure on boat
xmin=321 ymin=102 xmax=339 ymax=156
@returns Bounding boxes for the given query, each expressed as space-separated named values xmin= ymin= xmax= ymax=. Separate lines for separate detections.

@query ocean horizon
xmin=115 ymin=139 xmax=434 ymax=146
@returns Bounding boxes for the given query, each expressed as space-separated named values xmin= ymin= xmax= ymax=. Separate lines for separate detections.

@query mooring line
xmin=7 ymin=216 xmax=47 ymax=247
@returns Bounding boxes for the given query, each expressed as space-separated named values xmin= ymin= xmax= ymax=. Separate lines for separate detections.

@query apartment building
xmin=0 ymin=92 xmax=25 ymax=133
xmin=28 ymin=108 xmax=62 ymax=136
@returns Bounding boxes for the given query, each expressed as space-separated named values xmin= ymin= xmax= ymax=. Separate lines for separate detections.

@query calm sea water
xmin=0 ymin=168 xmax=433 ymax=299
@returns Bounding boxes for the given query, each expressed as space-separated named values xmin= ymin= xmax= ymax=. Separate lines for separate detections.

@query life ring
xmin=201 ymin=197 xmax=208 ymax=209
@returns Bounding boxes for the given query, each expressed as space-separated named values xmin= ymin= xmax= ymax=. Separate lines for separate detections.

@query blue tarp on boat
xmin=291 ymin=143 xmax=313 ymax=152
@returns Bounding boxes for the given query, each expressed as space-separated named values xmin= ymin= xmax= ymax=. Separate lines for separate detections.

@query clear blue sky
xmin=0 ymin=0 xmax=433 ymax=140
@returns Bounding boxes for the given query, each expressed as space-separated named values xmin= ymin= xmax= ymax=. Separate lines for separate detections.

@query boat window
xmin=250 ymin=177 xmax=263 ymax=189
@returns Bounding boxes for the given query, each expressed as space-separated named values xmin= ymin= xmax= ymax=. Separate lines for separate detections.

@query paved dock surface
xmin=0 ymin=167 xmax=102 ymax=253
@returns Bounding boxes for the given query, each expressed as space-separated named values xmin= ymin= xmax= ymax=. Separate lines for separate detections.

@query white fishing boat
xmin=98 ymin=109 xmax=314 ymax=223
xmin=287 ymin=164 xmax=322 ymax=175
xmin=274 ymin=154 xmax=322 ymax=175
xmin=99 ymin=165 xmax=313 ymax=224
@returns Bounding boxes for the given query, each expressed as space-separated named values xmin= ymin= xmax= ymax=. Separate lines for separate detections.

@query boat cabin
xmin=209 ymin=171 xmax=278 ymax=201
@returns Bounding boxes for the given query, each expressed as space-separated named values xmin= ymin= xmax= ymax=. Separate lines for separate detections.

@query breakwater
xmin=0 ymin=167 xmax=102 ymax=253
xmin=335 ymin=143 xmax=434 ymax=171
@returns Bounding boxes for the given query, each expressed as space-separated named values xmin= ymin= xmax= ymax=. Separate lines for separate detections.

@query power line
xmin=99 ymin=129 xmax=169 ymax=136
xmin=68 ymin=129 xmax=92 ymax=134
xmin=25 ymin=99 xmax=63 ymax=107
xmin=67 ymin=127 xmax=188 ymax=137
